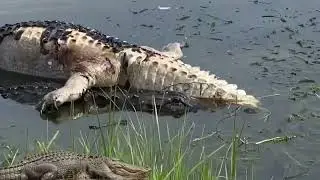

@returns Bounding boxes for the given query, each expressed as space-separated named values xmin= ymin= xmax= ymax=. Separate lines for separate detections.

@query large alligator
xmin=0 ymin=20 xmax=260 ymax=112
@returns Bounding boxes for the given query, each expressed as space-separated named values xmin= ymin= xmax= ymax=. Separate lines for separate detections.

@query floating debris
xmin=200 ymin=5 xmax=209 ymax=9
xmin=177 ymin=15 xmax=191 ymax=21
xmin=296 ymin=40 xmax=304 ymax=48
xmin=130 ymin=8 xmax=149 ymax=14
xmin=158 ymin=6 xmax=171 ymax=10
xmin=226 ymin=50 xmax=233 ymax=55
xmin=192 ymin=131 xmax=217 ymax=143
xmin=280 ymin=18 xmax=287 ymax=22
xmin=284 ymin=26 xmax=295 ymax=33
xmin=262 ymin=15 xmax=277 ymax=18
xmin=140 ymin=24 xmax=154 ymax=28
xmin=175 ymin=25 xmax=185 ymax=31
xmin=310 ymin=84 xmax=320 ymax=93
xmin=250 ymin=0 xmax=272 ymax=5
xmin=288 ymin=113 xmax=306 ymax=122
xmin=209 ymin=37 xmax=223 ymax=41
xmin=209 ymin=22 xmax=216 ymax=31
xmin=255 ymin=135 xmax=298 ymax=145
xmin=298 ymin=78 xmax=316 ymax=84
xmin=311 ymin=112 xmax=320 ymax=118
xmin=89 ymin=120 xmax=128 ymax=129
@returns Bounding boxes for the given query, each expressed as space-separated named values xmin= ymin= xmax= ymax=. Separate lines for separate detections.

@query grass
xmin=1 ymin=93 xmax=245 ymax=180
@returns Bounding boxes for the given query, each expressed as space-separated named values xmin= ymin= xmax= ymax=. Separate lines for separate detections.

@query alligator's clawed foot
xmin=37 ymin=88 xmax=84 ymax=114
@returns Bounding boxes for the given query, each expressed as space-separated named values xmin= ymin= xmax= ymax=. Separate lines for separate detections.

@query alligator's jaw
xmin=124 ymin=49 xmax=260 ymax=108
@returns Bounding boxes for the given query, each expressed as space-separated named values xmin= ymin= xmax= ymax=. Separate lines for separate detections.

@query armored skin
xmin=0 ymin=151 xmax=150 ymax=179
xmin=0 ymin=20 xmax=260 ymax=111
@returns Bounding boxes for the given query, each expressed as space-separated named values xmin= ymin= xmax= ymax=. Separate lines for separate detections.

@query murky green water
xmin=0 ymin=0 xmax=320 ymax=179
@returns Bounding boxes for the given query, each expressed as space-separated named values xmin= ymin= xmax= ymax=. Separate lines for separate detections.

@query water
xmin=0 ymin=0 xmax=320 ymax=179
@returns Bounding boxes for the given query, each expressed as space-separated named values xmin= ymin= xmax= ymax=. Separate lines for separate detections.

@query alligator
xmin=0 ymin=20 xmax=260 ymax=112
xmin=0 ymin=150 xmax=150 ymax=179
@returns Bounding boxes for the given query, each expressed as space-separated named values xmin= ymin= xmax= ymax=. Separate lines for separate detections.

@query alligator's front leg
xmin=23 ymin=163 xmax=59 ymax=180
xmin=39 ymin=73 xmax=92 ymax=112
xmin=37 ymin=32 xmax=120 ymax=112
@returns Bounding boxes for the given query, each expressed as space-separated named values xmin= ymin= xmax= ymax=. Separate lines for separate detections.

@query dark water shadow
xmin=0 ymin=69 xmax=234 ymax=125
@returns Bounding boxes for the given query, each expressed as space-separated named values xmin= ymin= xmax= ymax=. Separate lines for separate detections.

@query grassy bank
xmin=2 ymin=100 xmax=243 ymax=180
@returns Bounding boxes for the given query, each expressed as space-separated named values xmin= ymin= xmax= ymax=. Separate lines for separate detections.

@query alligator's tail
xmin=127 ymin=57 xmax=260 ymax=108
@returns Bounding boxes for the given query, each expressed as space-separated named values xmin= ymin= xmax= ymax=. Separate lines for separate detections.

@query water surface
xmin=0 ymin=0 xmax=320 ymax=179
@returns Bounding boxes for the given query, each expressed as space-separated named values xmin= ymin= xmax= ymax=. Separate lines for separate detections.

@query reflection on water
xmin=0 ymin=0 xmax=320 ymax=179
xmin=0 ymin=79 xmax=207 ymax=123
